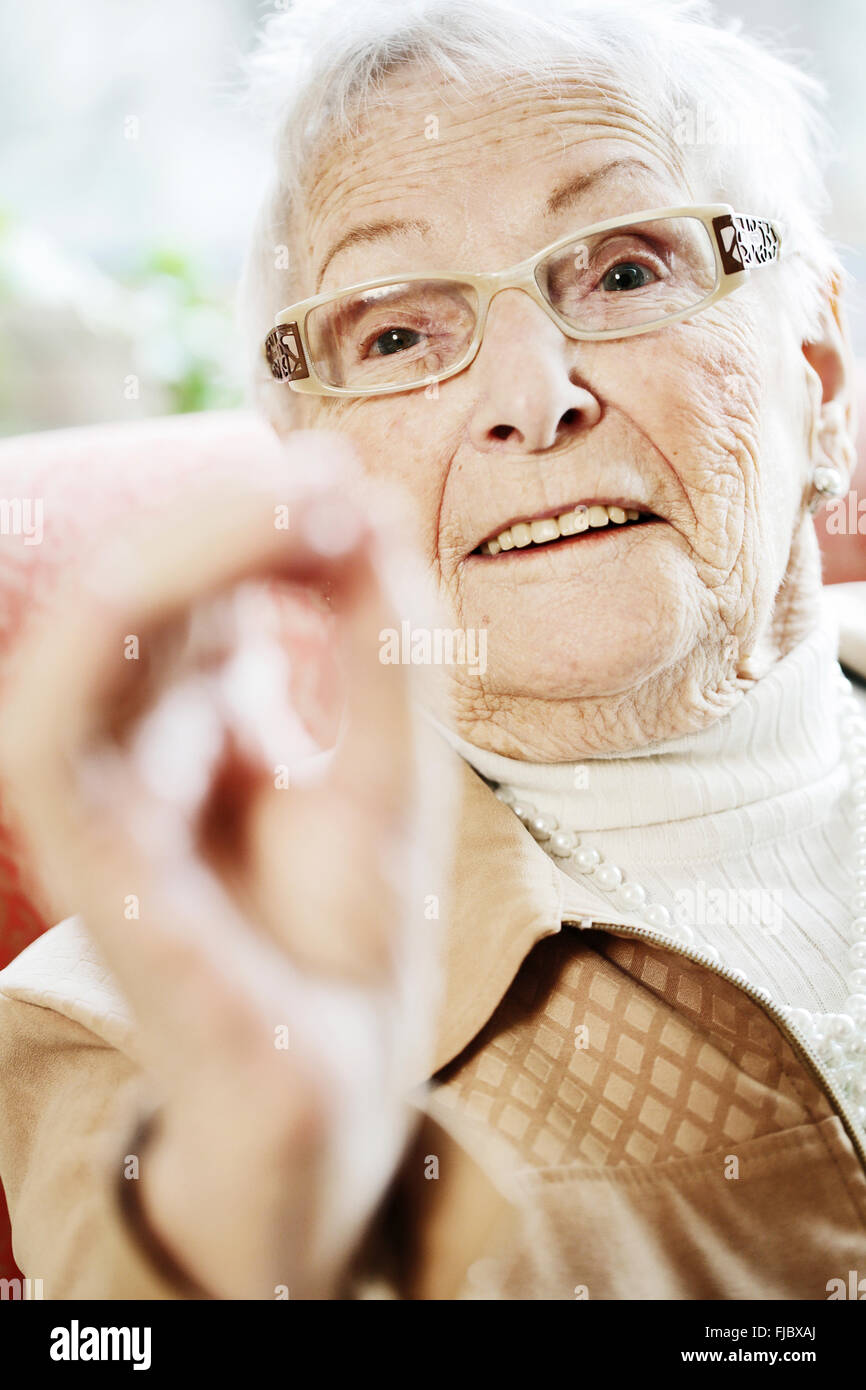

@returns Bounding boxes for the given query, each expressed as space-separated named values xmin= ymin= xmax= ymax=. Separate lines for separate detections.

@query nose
xmin=467 ymin=289 xmax=602 ymax=454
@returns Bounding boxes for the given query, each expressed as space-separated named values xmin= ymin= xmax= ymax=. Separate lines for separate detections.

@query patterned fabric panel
xmin=433 ymin=927 xmax=834 ymax=1169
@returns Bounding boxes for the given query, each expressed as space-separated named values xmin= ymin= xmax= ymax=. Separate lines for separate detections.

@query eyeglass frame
xmin=262 ymin=203 xmax=783 ymax=398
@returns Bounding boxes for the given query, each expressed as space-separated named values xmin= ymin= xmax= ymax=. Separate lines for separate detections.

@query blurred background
xmin=0 ymin=0 xmax=863 ymax=437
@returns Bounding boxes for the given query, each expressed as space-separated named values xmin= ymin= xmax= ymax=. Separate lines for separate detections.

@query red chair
xmin=0 ymin=400 xmax=864 ymax=1286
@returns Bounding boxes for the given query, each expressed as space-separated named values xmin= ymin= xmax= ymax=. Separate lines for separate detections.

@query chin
xmin=463 ymin=569 xmax=698 ymax=703
xmin=481 ymin=630 xmax=678 ymax=701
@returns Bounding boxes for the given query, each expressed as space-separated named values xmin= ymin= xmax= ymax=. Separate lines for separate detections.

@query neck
xmin=428 ymin=608 xmax=841 ymax=836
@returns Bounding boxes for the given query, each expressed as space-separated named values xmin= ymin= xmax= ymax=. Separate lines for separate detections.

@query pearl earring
xmin=809 ymin=460 xmax=849 ymax=513
xmin=808 ymin=404 xmax=855 ymax=513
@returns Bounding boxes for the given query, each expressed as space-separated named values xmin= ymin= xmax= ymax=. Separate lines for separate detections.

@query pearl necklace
xmin=493 ymin=666 xmax=866 ymax=1132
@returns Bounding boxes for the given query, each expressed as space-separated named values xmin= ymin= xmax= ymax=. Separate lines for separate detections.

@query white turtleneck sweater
xmin=430 ymin=603 xmax=863 ymax=1017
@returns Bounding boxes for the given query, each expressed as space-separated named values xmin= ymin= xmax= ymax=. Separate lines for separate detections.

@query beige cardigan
xmin=2 ymin=584 xmax=866 ymax=1299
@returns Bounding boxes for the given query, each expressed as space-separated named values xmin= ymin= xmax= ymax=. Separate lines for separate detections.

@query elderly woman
xmin=0 ymin=0 xmax=864 ymax=1301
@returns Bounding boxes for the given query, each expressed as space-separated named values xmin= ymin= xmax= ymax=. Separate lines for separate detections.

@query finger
xmin=0 ymin=441 xmax=383 ymax=1019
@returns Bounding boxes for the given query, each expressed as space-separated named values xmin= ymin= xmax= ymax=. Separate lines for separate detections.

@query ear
xmin=802 ymin=272 xmax=858 ymax=481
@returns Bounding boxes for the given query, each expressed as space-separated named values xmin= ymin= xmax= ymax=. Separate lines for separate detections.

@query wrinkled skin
xmin=280 ymin=71 xmax=855 ymax=759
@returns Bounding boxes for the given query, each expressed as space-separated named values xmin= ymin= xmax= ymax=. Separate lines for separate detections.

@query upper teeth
xmin=481 ymin=505 xmax=641 ymax=555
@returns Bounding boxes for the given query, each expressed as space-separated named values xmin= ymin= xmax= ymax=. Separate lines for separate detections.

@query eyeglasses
xmin=263 ymin=204 xmax=782 ymax=399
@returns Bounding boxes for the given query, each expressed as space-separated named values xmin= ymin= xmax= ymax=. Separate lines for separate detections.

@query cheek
xmin=304 ymin=397 xmax=455 ymax=567
xmin=610 ymin=313 xmax=777 ymax=603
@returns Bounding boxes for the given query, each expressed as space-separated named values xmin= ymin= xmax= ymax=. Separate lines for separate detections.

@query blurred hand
xmin=0 ymin=431 xmax=451 ymax=1299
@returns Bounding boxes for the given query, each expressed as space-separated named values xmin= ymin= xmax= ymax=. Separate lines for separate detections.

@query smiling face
xmin=282 ymin=70 xmax=825 ymax=759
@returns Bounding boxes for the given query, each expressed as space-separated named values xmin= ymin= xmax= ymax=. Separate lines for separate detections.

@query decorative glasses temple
xmin=265 ymin=322 xmax=309 ymax=384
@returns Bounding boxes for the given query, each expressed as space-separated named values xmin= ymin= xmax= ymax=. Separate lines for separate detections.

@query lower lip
xmin=467 ymin=517 xmax=664 ymax=562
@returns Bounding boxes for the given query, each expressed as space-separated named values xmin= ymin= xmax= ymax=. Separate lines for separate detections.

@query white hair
xmin=238 ymin=0 xmax=841 ymax=424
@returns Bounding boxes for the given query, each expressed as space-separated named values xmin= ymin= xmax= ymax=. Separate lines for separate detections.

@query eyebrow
xmin=316 ymin=217 xmax=432 ymax=292
xmin=314 ymin=157 xmax=665 ymax=292
xmin=545 ymin=157 xmax=662 ymax=217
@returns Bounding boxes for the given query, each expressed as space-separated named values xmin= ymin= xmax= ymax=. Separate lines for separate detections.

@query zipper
xmin=562 ymin=915 xmax=866 ymax=1175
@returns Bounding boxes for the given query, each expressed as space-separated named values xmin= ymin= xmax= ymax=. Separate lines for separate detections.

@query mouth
xmin=470 ymin=502 xmax=662 ymax=557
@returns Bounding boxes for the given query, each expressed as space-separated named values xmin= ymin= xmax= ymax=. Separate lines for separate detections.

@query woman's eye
xmin=370 ymin=327 xmax=423 ymax=356
xmin=600 ymin=261 xmax=657 ymax=292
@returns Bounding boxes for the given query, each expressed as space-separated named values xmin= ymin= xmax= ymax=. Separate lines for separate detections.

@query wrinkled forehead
xmin=295 ymin=69 xmax=697 ymax=294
